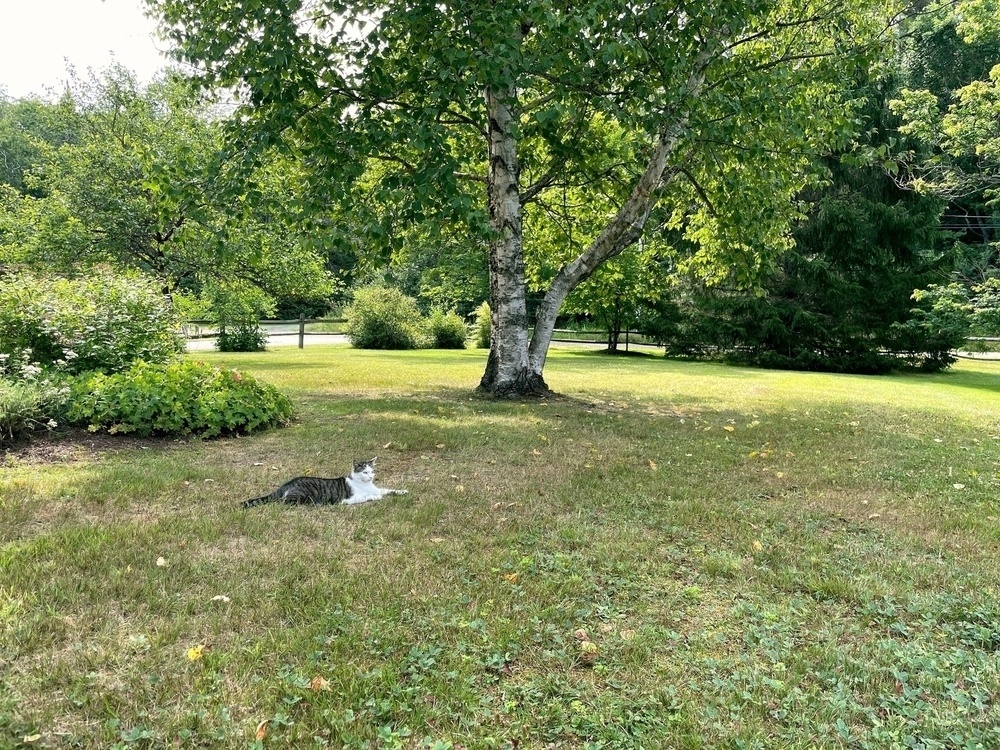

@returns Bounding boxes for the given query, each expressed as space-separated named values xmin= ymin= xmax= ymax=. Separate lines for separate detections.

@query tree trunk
xmin=527 ymin=130 xmax=684 ymax=373
xmin=477 ymin=83 xmax=550 ymax=398
xmin=480 ymin=48 xmax=709 ymax=396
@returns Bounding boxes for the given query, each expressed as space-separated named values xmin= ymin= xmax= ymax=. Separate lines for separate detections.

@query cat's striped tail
xmin=242 ymin=492 xmax=278 ymax=509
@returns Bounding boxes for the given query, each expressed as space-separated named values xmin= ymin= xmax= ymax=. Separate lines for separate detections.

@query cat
xmin=242 ymin=457 xmax=407 ymax=509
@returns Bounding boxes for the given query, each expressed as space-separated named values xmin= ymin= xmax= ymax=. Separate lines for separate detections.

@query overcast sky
xmin=0 ymin=0 xmax=170 ymax=99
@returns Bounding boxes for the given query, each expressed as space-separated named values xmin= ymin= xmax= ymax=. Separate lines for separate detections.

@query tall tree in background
xmin=148 ymin=0 xmax=901 ymax=396
xmin=0 ymin=66 xmax=335 ymax=314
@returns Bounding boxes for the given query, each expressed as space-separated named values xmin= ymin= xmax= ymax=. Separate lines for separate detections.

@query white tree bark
xmin=479 ymin=82 xmax=549 ymax=396
xmin=527 ymin=131 xmax=683 ymax=374
xmin=481 ymin=48 xmax=709 ymax=397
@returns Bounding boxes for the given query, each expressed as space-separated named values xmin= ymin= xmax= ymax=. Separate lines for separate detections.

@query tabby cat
xmin=242 ymin=457 xmax=407 ymax=509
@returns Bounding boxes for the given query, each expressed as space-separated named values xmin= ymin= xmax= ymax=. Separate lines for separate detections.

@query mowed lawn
xmin=2 ymin=345 xmax=999 ymax=749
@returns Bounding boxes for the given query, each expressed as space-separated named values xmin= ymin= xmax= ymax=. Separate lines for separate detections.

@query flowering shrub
xmin=0 ymin=269 xmax=184 ymax=376
xmin=0 ymin=378 xmax=67 ymax=442
xmin=63 ymin=361 xmax=293 ymax=438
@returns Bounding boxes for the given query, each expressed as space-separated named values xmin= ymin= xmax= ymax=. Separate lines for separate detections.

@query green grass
xmin=3 ymin=346 xmax=1000 ymax=749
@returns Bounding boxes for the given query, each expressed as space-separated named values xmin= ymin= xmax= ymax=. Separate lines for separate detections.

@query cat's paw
xmin=394 ymin=489 xmax=409 ymax=495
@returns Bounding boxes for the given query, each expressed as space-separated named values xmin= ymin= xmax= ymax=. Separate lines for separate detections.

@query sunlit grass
xmin=2 ymin=346 xmax=999 ymax=748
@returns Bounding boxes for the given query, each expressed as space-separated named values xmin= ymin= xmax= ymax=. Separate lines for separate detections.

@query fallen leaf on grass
xmin=532 ymin=448 xmax=543 ymax=456
xmin=211 ymin=595 xmax=231 ymax=603
xmin=752 ymin=540 xmax=764 ymax=553
xmin=503 ymin=573 xmax=520 ymax=584
xmin=22 ymin=736 xmax=42 ymax=744
xmin=430 ymin=537 xmax=445 ymax=543
xmin=255 ymin=720 xmax=268 ymax=741
xmin=309 ymin=676 xmax=330 ymax=692
xmin=648 ymin=459 xmax=658 ymax=471
xmin=724 ymin=425 xmax=735 ymax=433
xmin=155 ymin=557 xmax=167 ymax=567
xmin=186 ymin=644 xmax=206 ymax=661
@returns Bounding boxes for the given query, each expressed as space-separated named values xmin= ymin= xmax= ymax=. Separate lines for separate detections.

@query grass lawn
xmin=2 ymin=345 xmax=999 ymax=749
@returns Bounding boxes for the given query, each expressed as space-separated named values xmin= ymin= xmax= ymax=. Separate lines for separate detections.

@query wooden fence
xmin=181 ymin=317 xmax=657 ymax=350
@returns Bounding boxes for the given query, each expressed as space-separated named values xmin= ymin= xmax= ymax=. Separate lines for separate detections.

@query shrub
xmin=473 ymin=301 xmax=491 ymax=349
xmin=0 ymin=268 xmax=183 ymax=375
xmin=63 ymin=361 xmax=293 ymax=438
xmin=426 ymin=309 xmax=468 ymax=349
xmin=0 ymin=378 xmax=66 ymax=442
xmin=345 ymin=285 xmax=426 ymax=350
xmin=216 ymin=324 xmax=269 ymax=352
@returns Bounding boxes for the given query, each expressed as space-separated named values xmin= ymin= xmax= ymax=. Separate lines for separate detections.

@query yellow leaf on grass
xmin=503 ymin=573 xmax=520 ymax=583
xmin=724 ymin=425 xmax=735 ymax=433
xmin=186 ymin=644 xmax=205 ymax=661
xmin=648 ymin=459 xmax=658 ymax=471
xmin=309 ymin=675 xmax=330 ymax=692
xmin=22 ymin=736 xmax=42 ymax=744
xmin=532 ymin=448 xmax=543 ymax=456
xmin=255 ymin=720 xmax=268 ymax=740
xmin=752 ymin=540 xmax=764 ymax=553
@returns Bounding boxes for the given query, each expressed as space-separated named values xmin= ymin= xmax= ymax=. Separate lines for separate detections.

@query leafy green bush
xmin=216 ymin=324 xmax=269 ymax=352
xmin=473 ymin=301 xmax=491 ymax=349
xmin=0 ymin=268 xmax=183 ymax=375
xmin=0 ymin=378 xmax=66 ymax=442
xmin=345 ymin=285 xmax=426 ymax=350
xmin=63 ymin=361 xmax=293 ymax=438
xmin=426 ymin=308 xmax=468 ymax=349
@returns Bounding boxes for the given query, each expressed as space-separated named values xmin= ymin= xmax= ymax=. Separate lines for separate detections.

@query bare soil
xmin=2 ymin=427 xmax=184 ymax=465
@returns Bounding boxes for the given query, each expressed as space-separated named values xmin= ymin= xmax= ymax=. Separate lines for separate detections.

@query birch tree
xmin=147 ymin=0 xmax=901 ymax=396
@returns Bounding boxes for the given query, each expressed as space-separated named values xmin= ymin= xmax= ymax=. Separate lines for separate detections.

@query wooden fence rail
xmin=183 ymin=320 xmax=999 ymax=352
xmin=181 ymin=318 xmax=657 ymax=350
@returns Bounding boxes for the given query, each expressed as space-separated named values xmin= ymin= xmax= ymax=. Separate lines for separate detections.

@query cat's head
xmin=352 ymin=457 xmax=377 ymax=482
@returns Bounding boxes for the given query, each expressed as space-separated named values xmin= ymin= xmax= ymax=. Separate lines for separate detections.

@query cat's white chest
xmin=344 ymin=476 xmax=380 ymax=504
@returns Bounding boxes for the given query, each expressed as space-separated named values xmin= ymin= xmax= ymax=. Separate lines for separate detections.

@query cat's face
xmin=352 ymin=457 xmax=376 ymax=483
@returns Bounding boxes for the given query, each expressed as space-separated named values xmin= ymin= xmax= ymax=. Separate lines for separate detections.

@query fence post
xmin=298 ymin=314 xmax=305 ymax=349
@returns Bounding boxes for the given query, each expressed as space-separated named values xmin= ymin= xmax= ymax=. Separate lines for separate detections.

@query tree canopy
xmin=0 ymin=66 xmax=336 ymax=320
xmin=146 ymin=0 xmax=904 ymax=395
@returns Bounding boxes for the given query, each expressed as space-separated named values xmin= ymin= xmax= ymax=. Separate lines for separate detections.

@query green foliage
xmin=201 ymin=279 xmax=273 ymax=352
xmin=473 ymin=302 xmax=491 ymax=349
xmin=425 ymin=309 xmax=467 ymax=350
xmin=149 ymin=0 xmax=901 ymax=393
xmin=0 ymin=66 xmax=337 ymax=323
xmin=63 ymin=360 xmax=292 ymax=438
xmin=891 ymin=1 xmax=1000 ymax=201
xmin=0 ymin=268 xmax=183 ymax=375
xmin=0 ymin=378 xmax=65 ymax=442
xmin=345 ymin=285 xmax=426 ymax=350
xmin=215 ymin=324 xmax=269 ymax=353
xmin=970 ymin=276 xmax=1000 ymax=333
xmin=890 ymin=282 xmax=971 ymax=370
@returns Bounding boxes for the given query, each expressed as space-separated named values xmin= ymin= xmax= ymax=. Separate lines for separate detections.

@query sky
xmin=0 ymin=0 xmax=170 ymax=99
